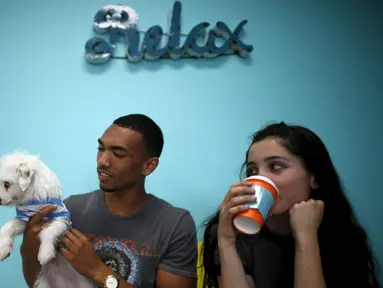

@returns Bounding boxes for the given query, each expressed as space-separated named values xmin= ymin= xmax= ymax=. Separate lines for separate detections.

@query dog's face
xmin=0 ymin=152 xmax=37 ymax=206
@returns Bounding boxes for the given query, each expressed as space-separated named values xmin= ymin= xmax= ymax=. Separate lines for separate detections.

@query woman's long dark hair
xmin=201 ymin=122 xmax=380 ymax=287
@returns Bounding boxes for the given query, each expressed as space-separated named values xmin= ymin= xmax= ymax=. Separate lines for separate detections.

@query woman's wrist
xmin=218 ymin=236 xmax=236 ymax=250
xmin=294 ymin=231 xmax=318 ymax=247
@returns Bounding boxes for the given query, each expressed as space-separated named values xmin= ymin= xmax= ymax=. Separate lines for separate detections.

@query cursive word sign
xmin=85 ymin=1 xmax=254 ymax=64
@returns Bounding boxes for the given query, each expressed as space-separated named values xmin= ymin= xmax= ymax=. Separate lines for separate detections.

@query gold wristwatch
xmin=104 ymin=274 xmax=119 ymax=288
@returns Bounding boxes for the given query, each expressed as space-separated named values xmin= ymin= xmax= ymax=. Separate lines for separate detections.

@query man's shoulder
xmin=151 ymin=195 xmax=196 ymax=233
xmin=63 ymin=189 xmax=100 ymax=209
xmin=152 ymin=194 xmax=193 ymax=219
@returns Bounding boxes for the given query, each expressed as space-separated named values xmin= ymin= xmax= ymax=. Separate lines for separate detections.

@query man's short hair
xmin=113 ymin=114 xmax=164 ymax=158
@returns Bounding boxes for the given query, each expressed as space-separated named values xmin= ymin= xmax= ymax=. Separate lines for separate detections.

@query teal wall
xmin=0 ymin=0 xmax=382 ymax=286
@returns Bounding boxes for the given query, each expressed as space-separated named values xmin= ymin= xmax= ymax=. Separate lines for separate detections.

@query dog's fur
xmin=0 ymin=151 xmax=96 ymax=288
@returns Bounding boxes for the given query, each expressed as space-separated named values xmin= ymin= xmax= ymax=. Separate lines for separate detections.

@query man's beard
xmin=100 ymin=182 xmax=136 ymax=193
xmin=99 ymin=184 xmax=125 ymax=193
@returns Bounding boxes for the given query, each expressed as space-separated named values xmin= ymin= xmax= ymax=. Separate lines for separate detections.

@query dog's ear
xmin=16 ymin=163 xmax=36 ymax=192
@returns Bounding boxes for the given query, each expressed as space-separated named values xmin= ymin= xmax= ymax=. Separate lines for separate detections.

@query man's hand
xmin=20 ymin=205 xmax=57 ymax=287
xmin=20 ymin=205 xmax=56 ymax=257
xmin=60 ymin=229 xmax=134 ymax=288
xmin=60 ymin=228 xmax=104 ymax=279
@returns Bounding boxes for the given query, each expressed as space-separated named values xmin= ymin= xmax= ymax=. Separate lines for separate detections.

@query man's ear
xmin=16 ymin=163 xmax=36 ymax=192
xmin=310 ymin=174 xmax=319 ymax=190
xmin=142 ymin=157 xmax=159 ymax=177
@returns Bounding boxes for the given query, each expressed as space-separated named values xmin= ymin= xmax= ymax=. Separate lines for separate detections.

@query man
xmin=20 ymin=114 xmax=198 ymax=288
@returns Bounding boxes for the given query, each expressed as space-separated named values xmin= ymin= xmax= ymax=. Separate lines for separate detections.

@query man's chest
xmin=90 ymin=234 xmax=160 ymax=287
xmin=72 ymin=216 xmax=168 ymax=287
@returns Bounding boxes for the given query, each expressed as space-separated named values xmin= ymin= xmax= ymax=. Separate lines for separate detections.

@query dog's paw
xmin=38 ymin=244 xmax=56 ymax=266
xmin=0 ymin=237 xmax=13 ymax=261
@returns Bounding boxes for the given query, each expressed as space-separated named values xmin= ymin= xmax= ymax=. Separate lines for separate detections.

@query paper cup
xmin=233 ymin=175 xmax=279 ymax=235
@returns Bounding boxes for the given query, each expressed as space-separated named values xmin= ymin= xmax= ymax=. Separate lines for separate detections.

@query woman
xmin=202 ymin=122 xmax=380 ymax=288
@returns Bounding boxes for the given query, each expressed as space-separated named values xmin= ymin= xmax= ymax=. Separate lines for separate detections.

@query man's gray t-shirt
xmin=63 ymin=190 xmax=198 ymax=287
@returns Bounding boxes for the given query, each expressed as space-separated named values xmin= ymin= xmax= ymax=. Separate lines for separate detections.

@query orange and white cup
xmin=233 ymin=175 xmax=279 ymax=235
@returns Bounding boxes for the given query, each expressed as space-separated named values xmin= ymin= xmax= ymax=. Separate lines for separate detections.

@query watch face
xmin=106 ymin=276 xmax=118 ymax=288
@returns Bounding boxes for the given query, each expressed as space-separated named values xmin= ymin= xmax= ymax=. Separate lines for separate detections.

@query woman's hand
xmin=289 ymin=199 xmax=324 ymax=244
xmin=290 ymin=200 xmax=327 ymax=288
xmin=218 ymin=180 xmax=256 ymax=246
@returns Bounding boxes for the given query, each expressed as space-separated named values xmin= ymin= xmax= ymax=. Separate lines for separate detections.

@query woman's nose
xmin=258 ymin=170 xmax=274 ymax=182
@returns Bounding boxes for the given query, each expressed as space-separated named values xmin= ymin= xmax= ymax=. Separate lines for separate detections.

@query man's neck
xmin=103 ymin=185 xmax=152 ymax=217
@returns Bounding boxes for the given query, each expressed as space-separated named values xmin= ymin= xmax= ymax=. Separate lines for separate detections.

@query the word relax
xmin=85 ymin=1 xmax=254 ymax=64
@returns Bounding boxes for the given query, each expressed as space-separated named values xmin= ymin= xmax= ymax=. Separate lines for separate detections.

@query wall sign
xmin=85 ymin=2 xmax=254 ymax=64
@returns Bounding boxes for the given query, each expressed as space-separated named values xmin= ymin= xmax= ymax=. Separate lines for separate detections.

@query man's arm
xmin=156 ymin=211 xmax=198 ymax=288
xmin=20 ymin=205 xmax=57 ymax=287
xmin=91 ymin=265 xmax=196 ymax=288
xmin=21 ymin=251 xmax=41 ymax=288
xmin=91 ymin=264 xmax=133 ymax=288
xmin=60 ymin=209 xmax=198 ymax=288
xmin=60 ymin=224 xmax=197 ymax=288
xmin=156 ymin=269 xmax=196 ymax=288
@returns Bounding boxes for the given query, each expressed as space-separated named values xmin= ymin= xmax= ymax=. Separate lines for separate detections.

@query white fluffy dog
xmin=0 ymin=151 xmax=96 ymax=288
